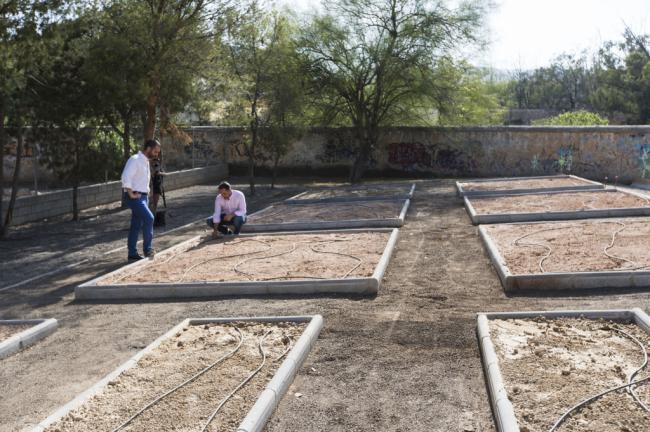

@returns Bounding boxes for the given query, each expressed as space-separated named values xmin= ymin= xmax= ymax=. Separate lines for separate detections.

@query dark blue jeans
xmin=126 ymin=193 xmax=154 ymax=256
xmin=206 ymin=214 xmax=246 ymax=234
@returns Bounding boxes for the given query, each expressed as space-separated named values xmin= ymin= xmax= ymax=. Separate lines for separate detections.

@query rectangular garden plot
xmin=480 ymin=217 xmax=650 ymax=292
xmin=478 ymin=309 xmax=650 ymax=432
xmin=456 ymin=175 xmax=603 ymax=197
xmin=76 ymin=229 xmax=399 ymax=300
xmin=465 ymin=188 xmax=650 ymax=224
xmin=33 ymin=315 xmax=323 ymax=432
xmin=242 ymin=199 xmax=409 ymax=232
xmin=0 ymin=318 xmax=58 ymax=359
xmin=286 ymin=182 xmax=416 ymax=204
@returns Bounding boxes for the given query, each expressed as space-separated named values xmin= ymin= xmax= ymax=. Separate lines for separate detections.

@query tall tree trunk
xmin=122 ymin=111 xmax=131 ymax=163
xmin=3 ymin=126 xmax=24 ymax=235
xmin=248 ymin=123 xmax=258 ymax=196
xmin=271 ymin=153 xmax=280 ymax=189
xmin=0 ymin=106 xmax=5 ymax=236
xmin=144 ymin=94 xmax=157 ymax=142
xmin=72 ymin=145 xmax=80 ymax=221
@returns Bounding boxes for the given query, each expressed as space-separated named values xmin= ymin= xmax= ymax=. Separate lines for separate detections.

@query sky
xmin=280 ymin=0 xmax=650 ymax=70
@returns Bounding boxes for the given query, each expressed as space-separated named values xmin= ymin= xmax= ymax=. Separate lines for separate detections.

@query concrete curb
xmin=284 ymin=183 xmax=416 ymax=204
xmin=456 ymin=175 xmax=604 ymax=198
xmin=242 ymin=199 xmax=410 ymax=232
xmin=477 ymin=308 xmax=650 ymax=432
xmin=0 ymin=319 xmax=58 ymax=359
xmin=465 ymin=187 xmax=650 ymax=225
xmin=75 ymin=228 xmax=399 ymax=300
xmin=478 ymin=223 xmax=650 ymax=293
xmin=32 ymin=315 xmax=323 ymax=432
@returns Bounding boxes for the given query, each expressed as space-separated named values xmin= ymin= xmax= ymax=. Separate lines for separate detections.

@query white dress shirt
xmin=213 ymin=190 xmax=247 ymax=223
xmin=121 ymin=151 xmax=151 ymax=194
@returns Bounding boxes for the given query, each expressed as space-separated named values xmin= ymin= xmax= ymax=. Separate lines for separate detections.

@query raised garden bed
xmin=456 ymin=175 xmax=603 ymax=198
xmin=479 ymin=217 xmax=650 ymax=292
xmin=465 ymin=188 xmax=650 ymax=224
xmin=77 ymin=229 xmax=400 ymax=300
xmin=478 ymin=309 xmax=650 ymax=432
xmin=33 ymin=315 xmax=323 ymax=432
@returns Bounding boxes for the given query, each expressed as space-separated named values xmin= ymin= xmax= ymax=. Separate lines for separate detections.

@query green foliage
xmin=298 ymin=0 xmax=488 ymax=180
xmin=532 ymin=110 xmax=609 ymax=126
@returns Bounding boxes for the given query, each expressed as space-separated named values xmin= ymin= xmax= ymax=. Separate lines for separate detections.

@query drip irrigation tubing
xmin=548 ymin=327 xmax=650 ymax=432
xmin=111 ymin=327 xmax=244 ymax=432
xmin=199 ymin=330 xmax=273 ymax=432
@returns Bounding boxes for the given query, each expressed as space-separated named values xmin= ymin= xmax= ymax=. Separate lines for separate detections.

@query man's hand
xmin=127 ymin=190 xmax=141 ymax=199
xmin=223 ymin=214 xmax=234 ymax=222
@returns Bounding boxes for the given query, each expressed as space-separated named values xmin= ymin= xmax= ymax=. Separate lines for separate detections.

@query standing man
xmin=121 ymin=139 xmax=161 ymax=260
xmin=206 ymin=181 xmax=247 ymax=238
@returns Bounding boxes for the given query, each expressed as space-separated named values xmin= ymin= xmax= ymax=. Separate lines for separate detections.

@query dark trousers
xmin=206 ymin=214 xmax=246 ymax=234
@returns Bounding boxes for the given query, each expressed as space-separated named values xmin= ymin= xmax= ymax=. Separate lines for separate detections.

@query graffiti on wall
xmin=387 ymin=141 xmax=478 ymax=174
xmin=555 ymin=147 xmax=573 ymax=173
xmin=638 ymin=144 xmax=650 ymax=178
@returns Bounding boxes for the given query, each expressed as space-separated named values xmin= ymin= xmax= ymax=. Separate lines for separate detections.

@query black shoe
xmin=128 ymin=254 xmax=144 ymax=261
xmin=144 ymin=249 xmax=156 ymax=258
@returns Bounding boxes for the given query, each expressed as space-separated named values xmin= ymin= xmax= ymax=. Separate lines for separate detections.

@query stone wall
xmin=4 ymin=164 xmax=227 ymax=226
xmin=190 ymin=126 xmax=650 ymax=182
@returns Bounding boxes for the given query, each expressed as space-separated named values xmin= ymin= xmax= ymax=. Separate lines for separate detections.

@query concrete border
xmin=456 ymin=175 xmax=604 ymax=198
xmin=285 ymin=183 xmax=416 ymax=204
xmin=478 ymin=223 xmax=650 ymax=293
xmin=75 ymin=228 xmax=400 ymax=300
xmin=32 ymin=315 xmax=323 ymax=432
xmin=464 ymin=187 xmax=650 ymax=225
xmin=0 ymin=319 xmax=58 ymax=359
xmin=242 ymin=199 xmax=410 ymax=232
xmin=477 ymin=308 xmax=650 ymax=432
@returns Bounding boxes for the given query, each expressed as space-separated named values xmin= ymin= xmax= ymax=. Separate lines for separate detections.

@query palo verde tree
xmin=299 ymin=0 xmax=488 ymax=182
xmin=217 ymin=1 xmax=300 ymax=195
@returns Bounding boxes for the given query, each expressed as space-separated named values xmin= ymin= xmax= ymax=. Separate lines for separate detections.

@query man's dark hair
xmin=218 ymin=181 xmax=231 ymax=191
xmin=144 ymin=139 xmax=161 ymax=150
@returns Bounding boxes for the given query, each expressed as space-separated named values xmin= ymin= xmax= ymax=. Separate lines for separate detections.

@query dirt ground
xmin=45 ymin=322 xmax=305 ymax=432
xmin=248 ymin=200 xmax=405 ymax=224
xmin=5 ymin=178 xmax=650 ymax=432
xmin=485 ymin=218 xmax=650 ymax=274
xmin=469 ymin=190 xmax=650 ymax=214
xmin=0 ymin=323 xmax=32 ymax=342
xmin=100 ymin=232 xmax=389 ymax=284
xmin=459 ymin=177 xmax=596 ymax=192
xmin=491 ymin=317 xmax=650 ymax=432
xmin=293 ymin=183 xmax=413 ymax=200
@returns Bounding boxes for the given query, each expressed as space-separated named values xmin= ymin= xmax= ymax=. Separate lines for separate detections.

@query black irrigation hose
xmin=199 ymin=330 xmax=273 ymax=432
xmin=178 ymin=239 xmax=272 ymax=282
xmin=615 ymin=328 xmax=650 ymax=414
xmin=548 ymin=327 xmax=650 ymax=432
xmin=111 ymin=327 xmax=244 ymax=432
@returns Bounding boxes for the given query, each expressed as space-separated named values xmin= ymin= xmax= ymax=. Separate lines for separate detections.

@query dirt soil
xmin=6 ymin=178 xmax=650 ymax=432
xmin=294 ymin=183 xmax=413 ymax=200
xmin=485 ymin=218 xmax=650 ymax=274
xmin=469 ymin=190 xmax=650 ymax=215
xmin=459 ymin=177 xmax=594 ymax=192
xmin=0 ymin=324 xmax=32 ymax=342
xmin=45 ymin=322 xmax=305 ymax=432
xmin=491 ymin=317 xmax=650 ymax=432
xmin=248 ymin=200 xmax=405 ymax=224
xmin=100 ymin=232 xmax=389 ymax=284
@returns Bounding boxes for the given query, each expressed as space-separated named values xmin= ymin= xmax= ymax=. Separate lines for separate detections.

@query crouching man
xmin=206 ymin=181 xmax=247 ymax=238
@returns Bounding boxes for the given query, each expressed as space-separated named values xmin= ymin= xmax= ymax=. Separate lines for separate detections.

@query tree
xmin=33 ymin=8 xmax=100 ymax=221
xmin=299 ymin=0 xmax=487 ymax=182
xmin=0 ymin=1 xmax=66 ymax=236
xmin=591 ymin=28 xmax=650 ymax=124
xmin=218 ymin=2 xmax=301 ymax=194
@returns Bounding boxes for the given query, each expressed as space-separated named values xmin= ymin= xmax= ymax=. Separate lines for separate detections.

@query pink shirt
xmin=213 ymin=189 xmax=247 ymax=223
